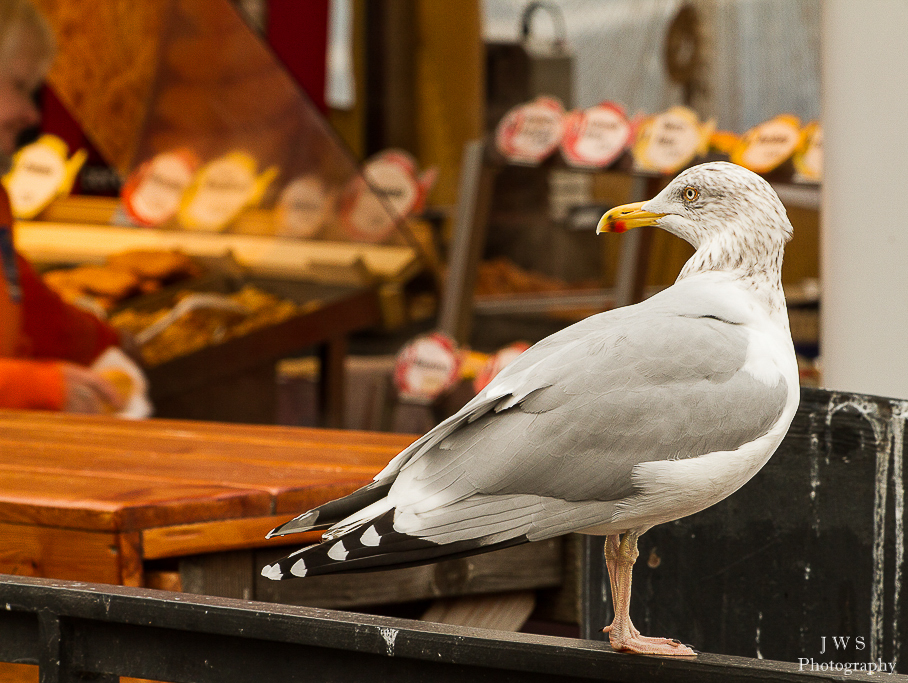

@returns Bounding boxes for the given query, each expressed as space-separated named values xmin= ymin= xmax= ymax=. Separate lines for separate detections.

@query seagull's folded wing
xmin=384 ymin=298 xmax=789 ymax=545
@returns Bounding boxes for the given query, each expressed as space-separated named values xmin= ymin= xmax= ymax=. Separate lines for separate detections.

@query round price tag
xmin=178 ymin=152 xmax=276 ymax=231
xmin=5 ymin=135 xmax=86 ymax=219
xmin=560 ymin=102 xmax=633 ymax=169
xmin=495 ymin=96 xmax=565 ymax=165
xmin=394 ymin=332 xmax=462 ymax=403
xmin=342 ymin=149 xmax=433 ymax=242
xmin=731 ymin=114 xmax=803 ymax=175
xmin=632 ymin=106 xmax=713 ymax=174
xmin=122 ymin=149 xmax=198 ymax=226
xmin=276 ymin=176 xmax=335 ymax=238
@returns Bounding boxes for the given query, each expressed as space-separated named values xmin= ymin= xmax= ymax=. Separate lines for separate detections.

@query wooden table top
xmin=0 ymin=410 xmax=416 ymax=539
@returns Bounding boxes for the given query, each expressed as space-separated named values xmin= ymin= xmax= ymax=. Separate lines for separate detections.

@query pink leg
xmin=602 ymin=535 xmax=620 ymax=635
xmin=602 ymin=532 xmax=696 ymax=656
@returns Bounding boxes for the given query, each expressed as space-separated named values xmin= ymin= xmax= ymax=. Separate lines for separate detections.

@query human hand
xmin=115 ymin=331 xmax=144 ymax=365
xmin=60 ymin=363 xmax=126 ymax=414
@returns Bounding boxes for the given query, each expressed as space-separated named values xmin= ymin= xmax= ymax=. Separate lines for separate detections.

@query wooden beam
xmin=142 ymin=516 xmax=321 ymax=561
xmin=253 ymin=538 xmax=562 ymax=608
xmin=421 ymin=591 xmax=536 ymax=632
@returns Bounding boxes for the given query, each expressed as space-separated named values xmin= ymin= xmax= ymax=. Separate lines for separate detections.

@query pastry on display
xmin=104 ymin=249 xmax=200 ymax=282
xmin=109 ymin=286 xmax=302 ymax=366
xmin=43 ymin=266 xmax=141 ymax=309
xmin=42 ymin=249 xmax=201 ymax=312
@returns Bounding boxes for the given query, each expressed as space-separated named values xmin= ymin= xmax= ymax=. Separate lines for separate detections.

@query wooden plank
xmin=0 ymin=467 xmax=271 ymax=532
xmin=142 ymin=516 xmax=321 ymax=560
xmin=0 ymin=409 xmax=417 ymax=454
xmin=421 ymin=591 xmax=536 ymax=632
xmin=0 ymin=433 xmax=390 ymax=532
xmin=0 ymin=663 xmax=37 ymax=683
xmin=16 ymin=222 xmax=419 ymax=282
xmin=118 ymin=532 xmax=144 ymax=587
xmin=0 ymin=414 xmax=409 ymax=523
xmin=181 ymin=550 xmax=256 ymax=601
xmin=0 ymin=521 xmax=119 ymax=584
xmin=37 ymin=196 xmax=119 ymax=224
xmin=0 ymin=439 xmax=379 ymax=488
xmin=254 ymin=538 xmax=562 ymax=608
xmin=0 ymin=410 xmax=415 ymax=466
xmin=0 ymin=410 xmax=421 ymax=557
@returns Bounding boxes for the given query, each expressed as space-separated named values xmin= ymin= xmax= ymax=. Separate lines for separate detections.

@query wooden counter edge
xmin=142 ymin=514 xmax=322 ymax=560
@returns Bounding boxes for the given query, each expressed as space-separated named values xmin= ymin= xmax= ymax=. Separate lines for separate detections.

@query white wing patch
xmin=328 ymin=541 xmax=349 ymax=561
xmin=261 ymin=563 xmax=283 ymax=580
xmin=360 ymin=525 xmax=381 ymax=546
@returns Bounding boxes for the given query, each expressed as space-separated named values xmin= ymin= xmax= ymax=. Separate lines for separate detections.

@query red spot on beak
xmin=612 ymin=221 xmax=627 ymax=234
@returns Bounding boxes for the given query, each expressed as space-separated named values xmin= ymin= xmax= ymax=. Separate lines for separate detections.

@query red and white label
xmin=342 ymin=149 xmax=434 ymax=242
xmin=495 ymin=97 xmax=565 ymax=165
xmin=394 ymin=332 xmax=462 ymax=403
xmin=276 ymin=176 xmax=334 ymax=238
xmin=560 ymin=102 xmax=633 ymax=169
xmin=122 ymin=149 xmax=198 ymax=226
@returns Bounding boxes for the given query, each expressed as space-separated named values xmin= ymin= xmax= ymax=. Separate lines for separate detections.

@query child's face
xmin=0 ymin=53 xmax=42 ymax=156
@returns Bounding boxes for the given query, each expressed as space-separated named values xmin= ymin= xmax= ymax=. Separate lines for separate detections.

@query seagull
xmin=262 ymin=161 xmax=799 ymax=656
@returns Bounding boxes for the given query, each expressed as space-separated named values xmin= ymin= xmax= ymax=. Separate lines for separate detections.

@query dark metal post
xmin=579 ymin=534 xmax=608 ymax=641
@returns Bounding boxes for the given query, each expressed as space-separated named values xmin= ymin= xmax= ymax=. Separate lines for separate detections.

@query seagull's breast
xmin=600 ymin=275 xmax=800 ymax=534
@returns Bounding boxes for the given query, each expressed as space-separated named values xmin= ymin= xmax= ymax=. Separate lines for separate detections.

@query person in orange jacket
xmin=0 ymin=0 xmax=124 ymax=413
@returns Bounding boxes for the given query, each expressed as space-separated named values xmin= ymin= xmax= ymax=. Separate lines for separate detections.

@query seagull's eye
xmin=682 ymin=187 xmax=699 ymax=202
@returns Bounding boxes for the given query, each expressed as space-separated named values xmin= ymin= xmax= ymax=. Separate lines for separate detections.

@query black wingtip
xmin=266 ymin=511 xmax=320 ymax=538
xmin=262 ymin=509 xmax=531 ymax=581
xmin=267 ymin=480 xmax=395 ymax=540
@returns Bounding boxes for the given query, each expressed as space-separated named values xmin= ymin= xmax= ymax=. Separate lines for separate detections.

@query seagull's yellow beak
xmin=597 ymin=201 xmax=666 ymax=234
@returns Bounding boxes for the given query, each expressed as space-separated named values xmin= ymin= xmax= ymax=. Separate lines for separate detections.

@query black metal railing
xmin=580 ymin=386 xmax=907 ymax=671
xmin=0 ymin=573 xmax=889 ymax=682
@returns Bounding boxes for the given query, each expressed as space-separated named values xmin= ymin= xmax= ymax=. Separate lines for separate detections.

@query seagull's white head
xmin=598 ymin=162 xmax=792 ymax=246
xmin=597 ymin=162 xmax=793 ymax=281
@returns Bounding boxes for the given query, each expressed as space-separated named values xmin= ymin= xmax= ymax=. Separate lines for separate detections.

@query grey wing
xmin=372 ymin=309 xmax=628 ymax=483
xmin=384 ymin=309 xmax=788 ymax=542
xmin=268 ymin=314 xmax=622 ymax=538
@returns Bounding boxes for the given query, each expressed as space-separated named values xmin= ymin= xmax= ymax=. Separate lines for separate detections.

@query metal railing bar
xmin=0 ymin=574 xmax=887 ymax=683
